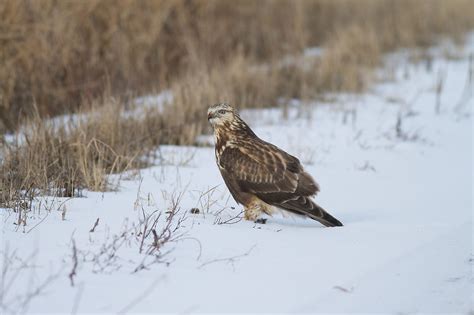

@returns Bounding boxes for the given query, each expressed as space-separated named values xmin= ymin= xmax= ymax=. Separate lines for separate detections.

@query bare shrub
xmin=0 ymin=246 xmax=60 ymax=315
xmin=70 ymin=191 xmax=189 ymax=276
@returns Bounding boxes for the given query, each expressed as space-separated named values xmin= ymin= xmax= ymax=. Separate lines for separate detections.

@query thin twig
xmin=118 ymin=276 xmax=164 ymax=314
xmin=89 ymin=218 xmax=100 ymax=233
xmin=198 ymin=245 xmax=256 ymax=270
xmin=69 ymin=238 xmax=78 ymax=287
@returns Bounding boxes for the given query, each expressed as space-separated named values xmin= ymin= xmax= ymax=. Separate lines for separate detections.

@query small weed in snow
xmin=68 ymin=191 xmax=190 ymax=278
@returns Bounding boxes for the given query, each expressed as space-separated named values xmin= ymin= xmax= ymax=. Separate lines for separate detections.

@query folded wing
xmin=218 ymin=141 xmax=320 ymax=203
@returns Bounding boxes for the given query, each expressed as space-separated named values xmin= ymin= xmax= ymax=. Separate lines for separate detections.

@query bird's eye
xmin=218 ymin=109 xmax=226 ymax=115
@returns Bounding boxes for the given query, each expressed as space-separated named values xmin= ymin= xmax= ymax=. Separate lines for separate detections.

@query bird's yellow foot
xmin=244 ymin=205 xmax=261 ymax=221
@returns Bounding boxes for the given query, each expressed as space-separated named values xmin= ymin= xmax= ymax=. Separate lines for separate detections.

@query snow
xmin=131 ymin=90 xmax=173 ymax=116
xmin=1 ymin=37 xmax=473 ymax=314
xmin=304 ymin=46 xmax=324 ymax=58
xmin=1 ymin=90 xmax=173 ymax=147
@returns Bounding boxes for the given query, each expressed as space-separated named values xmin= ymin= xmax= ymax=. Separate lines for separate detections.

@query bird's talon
xmin=254 ymin=218 xmax=267 ymax=224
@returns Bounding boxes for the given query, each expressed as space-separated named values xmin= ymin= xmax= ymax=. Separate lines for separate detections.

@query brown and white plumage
xmin=208 ymin=103 xmax=343 ymax=227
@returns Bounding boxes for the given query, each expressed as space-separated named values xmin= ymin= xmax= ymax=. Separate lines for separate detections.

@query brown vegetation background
xmin=1 ymin=0 xmax=473 ymax=130
xmin=1 ymin=0 xmax=473 ymax=207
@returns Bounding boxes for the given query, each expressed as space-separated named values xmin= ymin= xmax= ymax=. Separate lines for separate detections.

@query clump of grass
xmin=0 ymin=100 xmax=165 ymax=208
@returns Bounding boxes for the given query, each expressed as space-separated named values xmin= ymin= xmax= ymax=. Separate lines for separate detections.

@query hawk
xmin=207 ymin=103 xmax=343 ymax=227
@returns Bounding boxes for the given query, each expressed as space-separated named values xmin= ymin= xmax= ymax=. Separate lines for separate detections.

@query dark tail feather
xmin=306 ymin=201 xmax=343 ymax=227
xmin=280 ymin=197 xmax=343 ymax=227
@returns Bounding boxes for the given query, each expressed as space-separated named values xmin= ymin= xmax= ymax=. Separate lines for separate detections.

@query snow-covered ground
xmin=1 ymin=36 xmax=473 ymax=314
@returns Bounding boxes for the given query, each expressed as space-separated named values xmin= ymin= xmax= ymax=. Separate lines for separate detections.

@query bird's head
xmin=207 ymin=103 xmax=238 ymax=128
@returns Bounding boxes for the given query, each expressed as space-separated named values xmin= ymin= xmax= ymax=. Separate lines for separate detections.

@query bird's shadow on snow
xmin=263 ymin=212 xmax=373 ymax=228
xmin=337 ymin=212 xmax=376 ymax=225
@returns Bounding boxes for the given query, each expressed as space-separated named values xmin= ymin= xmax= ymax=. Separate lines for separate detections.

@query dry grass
xmin=0 ymin=0 xmax=307 ymax=130
xmin=1 ymin=0 xmax=473 ymax=208
xmin=1 ymin=0 xmax=473 ymax=130
xmin=0 ymin=100 xmax=164 ymax=207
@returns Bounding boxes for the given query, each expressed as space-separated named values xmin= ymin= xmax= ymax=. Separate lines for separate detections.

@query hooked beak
xmin=207 ymin=112 xmax=213 ymax=120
